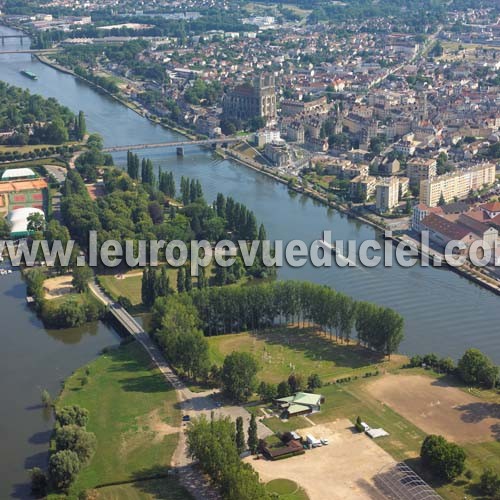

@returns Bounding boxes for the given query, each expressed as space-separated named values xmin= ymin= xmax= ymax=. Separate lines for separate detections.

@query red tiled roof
xmin=421 ymin=213 xmax=473 ymax=240
xmin=479 ymin=201 xmax=500 ymax=213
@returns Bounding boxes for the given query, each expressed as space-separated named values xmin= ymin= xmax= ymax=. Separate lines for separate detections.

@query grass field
xmin=265 ymin=479 xmax=309 ymax=499
xmin=98 ymin=272 xmax=144 ymax=305
xmin=54 ymin=341 xmax=181 ymax=496
xmin=207 ymin=327 xmax=404 ymax=384
xmin=95 ymin=477 xmax=193 ymax=500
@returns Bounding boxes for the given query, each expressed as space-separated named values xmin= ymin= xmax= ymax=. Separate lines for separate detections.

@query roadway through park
xmin=88 ymin=280 xmax=273 ymax=500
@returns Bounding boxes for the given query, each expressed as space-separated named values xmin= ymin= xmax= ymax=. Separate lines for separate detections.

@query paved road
xmin=89 ymin=281 xmax=273 ymax=498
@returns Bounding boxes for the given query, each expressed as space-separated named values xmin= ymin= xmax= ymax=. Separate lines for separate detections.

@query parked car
xmin=320 ymin=438 xmax=329 ymax=445
xmin=182 ymin=415 xmax=191 ymax=422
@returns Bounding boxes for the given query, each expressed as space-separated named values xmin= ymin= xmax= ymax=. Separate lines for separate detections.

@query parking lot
xmin=246 ymin=419 xmax=396 ymax=500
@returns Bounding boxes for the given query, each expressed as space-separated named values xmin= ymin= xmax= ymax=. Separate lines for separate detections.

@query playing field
xmin=207 ymin=328 xmax=404 ymax=384
xmin=367 ymin=374 xmax=500 ymax=443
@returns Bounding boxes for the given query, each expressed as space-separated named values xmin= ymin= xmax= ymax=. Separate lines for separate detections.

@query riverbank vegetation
xmin=0 ymin=81 xmax=85 ymax=147
xmin=46 ymin=341 xmax=183 ymax=498
xmin=24 ymin=266 xmax=104 ymax=328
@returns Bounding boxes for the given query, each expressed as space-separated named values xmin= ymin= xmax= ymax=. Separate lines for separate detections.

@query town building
xmin=420 ymin=162 xmax=496 ymax=207
xmin=0 ymin=176 xmax=48 ymax=216
xmin=274 ymin=392 xmax=324 ymax=418
xmin=264 ymin=140 xmax=289 ymax=167
xmin=376 ymin=176 xmax=400 ymax=213
xmin=223 ymin=74 xmax=276 ymax=121
xmin=407 ymin=158 xmax=437 ymax=189
xmin=350 ymin=175 xmax=376 ymax=202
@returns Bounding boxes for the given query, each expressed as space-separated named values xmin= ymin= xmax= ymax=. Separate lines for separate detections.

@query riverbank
xmin=49 ymin=341 xmax=186 ymax=498
xmin=35 ymin=54 xmax=200 ymax=141
xmin=9 ymin=45 xmax=500 ymax=300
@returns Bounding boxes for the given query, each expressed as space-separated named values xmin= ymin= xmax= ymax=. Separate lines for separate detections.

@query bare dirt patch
xmin=246 ymin=419 xmax=394 ymax=500
xmin=139 ymin=408 xmax=180 ymax=444
xmin=367 ymin=374 xmax=500 ymax=444
xmin=43 ymin=275 xmax=74 ymax=299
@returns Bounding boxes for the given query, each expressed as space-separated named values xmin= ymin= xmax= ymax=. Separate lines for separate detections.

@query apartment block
xmin=420 ymin=162 xmax=496 ymax=207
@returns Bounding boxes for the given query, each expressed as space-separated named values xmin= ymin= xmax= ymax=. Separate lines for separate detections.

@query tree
xmin=221 ymin=352 xmax=259 ymax=403
xmin=458 ymin=348 xmax=499 ymax=388
xmin=480 ymin=468 xmax=500 ymax=498
xmin=44 ymin=117 xmax=69 ymax=144
xmin=236 ymin=416 xmax=245 ymax=454
xmin=29 ymin=467 xmax=48 ymax=497
xmin=177 ymin=267 xmax=185 ymax=293
xmin=277 ymin=380 xmax=291 ymax=398
xmin=258 ymin=381 xmax=277 ymax=402
xmin=287 ymin=373 xmax=304 ymax=393
xmin=420 ymin=435 xmax=466 ymax=482
xmin=247 ymin=414 xmax=258 ymax=454
xmin=72 ymin=265 xmax=93 ymax=293
xmin=56 ymin=405 xmax=89 ymax=428
xmin=48 ymin=450 xmax=81 ymax=491
xmin=307 ymin=373 xmax=322 ymax=392
xmin=76 ymin=110 xmax=86 ymax=140
xmin=41 ymin=389 xmax=52 ymax=408
xmin=27 ymin=212 xmax=45 ymax=233
xmin=437 ymin=191 xmax=446 ymax=206
xmin=55 ymin=425 xmax=97 ymax=465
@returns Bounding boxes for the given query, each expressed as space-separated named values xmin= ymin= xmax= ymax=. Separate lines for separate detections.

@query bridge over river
xmin=102 ymin=134 xmax=254 ymax=153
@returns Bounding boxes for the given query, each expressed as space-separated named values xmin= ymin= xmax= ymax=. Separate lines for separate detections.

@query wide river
xmin=1 ymin=25 xmax=500 ymax=498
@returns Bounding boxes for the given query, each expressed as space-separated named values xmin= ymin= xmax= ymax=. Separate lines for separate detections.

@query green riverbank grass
xmin=53 ymin=341 xmax=181 ymax=496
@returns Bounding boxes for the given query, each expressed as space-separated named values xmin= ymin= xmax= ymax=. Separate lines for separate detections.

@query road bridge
xmin=0 ymin=48 xmax=61 ymax=54
xmin=102 ymin=134 xmax=253 ymax=153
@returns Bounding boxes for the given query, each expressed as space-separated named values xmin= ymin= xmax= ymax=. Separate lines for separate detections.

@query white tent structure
xmin=7 ymin=207 xmax=45 ymax=237
xmin=1 ymin=168 xmax=36 ymax=180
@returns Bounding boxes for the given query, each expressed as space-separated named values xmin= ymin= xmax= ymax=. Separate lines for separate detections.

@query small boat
xmin=20 ymin=69 xmax=38 ymax=80
xmin=316 ymin=238 xmax=357 ymax=267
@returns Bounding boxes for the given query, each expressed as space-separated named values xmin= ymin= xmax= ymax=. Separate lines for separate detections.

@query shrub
xmin=56 ymin=405 xmax=89 ymax=428
xmin=355 ymin=416 xmax=364 ymax=433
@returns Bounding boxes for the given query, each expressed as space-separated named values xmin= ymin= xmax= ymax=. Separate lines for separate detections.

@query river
xmin=1 ymin=24 xmax=500 ymax=498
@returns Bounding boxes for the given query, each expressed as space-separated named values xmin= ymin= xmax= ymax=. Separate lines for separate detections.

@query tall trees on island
xmin=187 ymin=281 xmax=404 ymax=357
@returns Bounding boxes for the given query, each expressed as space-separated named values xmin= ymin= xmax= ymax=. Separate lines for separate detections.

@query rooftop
xmin=0 ymin=179 xmax=48 ymax=194
xmin=1 ymin=168 xmax=36 ymax=180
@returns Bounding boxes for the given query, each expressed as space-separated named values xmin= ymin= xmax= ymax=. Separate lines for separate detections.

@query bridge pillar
xmin=176 ymin=146 xmax=184 ymax=157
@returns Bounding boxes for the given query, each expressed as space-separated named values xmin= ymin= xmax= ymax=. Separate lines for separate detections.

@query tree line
xmin=185 ymin=281 xmax=404 ymax=357
xmin=186 ymin=415 xmax=270 ymax=500
xmin=30 ymin=405 xmax=95 ymax=496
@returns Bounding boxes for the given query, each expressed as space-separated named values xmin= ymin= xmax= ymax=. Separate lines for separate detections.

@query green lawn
xmin=54 ymin=341 xmax=181 ymax=496
xmin=265 ymin=479 xmax=309 ymax=499
xmin=207 ymin=327 xmax=404 ymax=384
xmin=95 ymin=477 xmax=193 ymax=500
xmin=98 ymin=272 xmax=144 ymax=305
